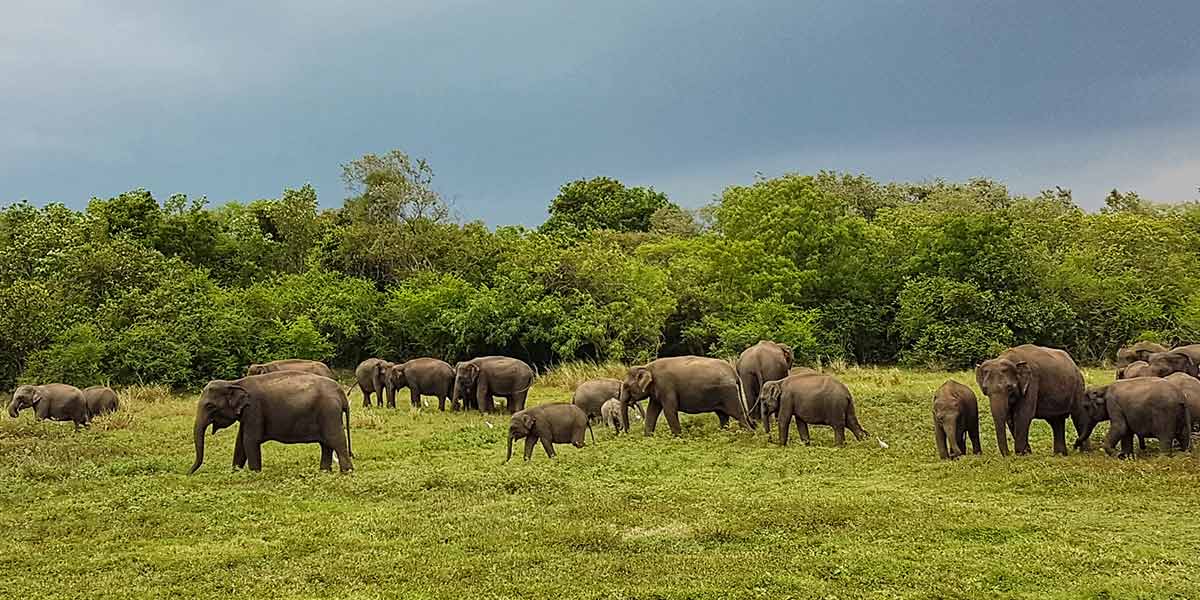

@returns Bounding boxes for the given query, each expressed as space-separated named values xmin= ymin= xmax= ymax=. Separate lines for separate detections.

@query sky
xmin=2 ymin=1 xmax=1198 ymax=225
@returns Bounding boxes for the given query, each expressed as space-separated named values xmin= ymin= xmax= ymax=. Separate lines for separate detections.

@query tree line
xmin=2 ymin=149 xmax=1198 ymax=389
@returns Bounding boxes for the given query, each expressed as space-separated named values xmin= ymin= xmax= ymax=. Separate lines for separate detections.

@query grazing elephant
xmin=506 ymin=403 xmax=593 ymax=462
xmin=189 ymin=372 xmax=353 ymax=473
xmin=975 ymin=344 xmax=1087 ymax=456
xmin=385 ymin=358 xmax=455 ymax=410
xmin=600 ymin=398 xmax=624 ymax=433
xmin=1115 ymin=341 xmax=1168 ymax=373
xmin=1164 ymin=372 xmax=1200 ymax=432
xmin=932 ymin=380 xmax=981 ymax=459
xmin=572 ymin=378 xmax=644 ymax=430
xmin=246 ymin=359 xmax=335 ymax=379
xmin=1117 ymin=361 xmax=1153 ymax=379
xmin=1077 ymin=378 xmax=1190 ymax=458
xmin=759 ymin=374 xmax=873 ymax=446
xmin=1142 ymin=351 xmax=1199 ymax=379
xmin=619 ymin=356 xmax=752 ymax=437
xmin=8 ymin=384 xmax=89 ymax=429
xmin=354 ymin=358 xmax=393 ymax=408
xmin=452 ymin=356 xmax=534 ymax=414
xmin=737 ymin=340 xmax=793 ymax=424
xmin=82 ymin=386 xmax=119 ymax=418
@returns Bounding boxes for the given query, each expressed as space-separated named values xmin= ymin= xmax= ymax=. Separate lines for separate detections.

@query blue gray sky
xmin=2 ymin=1 xmax=1198 ymax=224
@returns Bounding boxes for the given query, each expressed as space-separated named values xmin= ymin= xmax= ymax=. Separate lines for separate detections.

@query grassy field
xmin=2 ymin=365 xmax=1199 ymax=599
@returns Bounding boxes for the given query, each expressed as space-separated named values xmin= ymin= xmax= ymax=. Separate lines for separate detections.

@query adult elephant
xmin=1141 ymin=351 xmax=1199 ymax=378
xmin=386 ymin=358 xmax=455 ymax=410
xmin=354 ymin=358 xmax=393 ymax=408
xmin=82 ymin=386 xmax=119 ymax=418
xmin=246 ymin=359 xmax=334 ymax=379
xmin=452 ymin=356 xmax=534 ymax=414
xmin=8 ymin=384 xmax=88 ymax=429
xmin=1115 ymin=341 xmax=1168 ymax=374
xmin=975 ymin=344 xmax=1087 ymax=456
xmin=1165 ymin=372 xmax=1200 ymax=432
xmin=737 ymin=340 xmax=793 ymax=424
xmin=190 ymin=372 xmax=352 ymax=473
xmin=1117 ymin=361 xmax=1153 ymax=379
xmin=571 ymin=378 xmax=644 ymax=430
xmin=618 ymin=356 xmax=752 ymax=437
xmin=1170 ymin=344 xmax=1200 ymax=372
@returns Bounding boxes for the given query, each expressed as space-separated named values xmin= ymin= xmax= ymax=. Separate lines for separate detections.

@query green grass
xmin=2 ymin=366 xmax=1199 ymax=599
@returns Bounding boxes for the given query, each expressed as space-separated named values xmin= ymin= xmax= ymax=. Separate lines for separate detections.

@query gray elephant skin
xmin=506 ymin=403 xmax=593 ymax=462
xmin=452 ymin=356 xmax=534 ymax=413
xmin=83 ymin=386 xmax=119 ymax=418
xmin=1117 ymin=361 xmax=1153 ymax=379
xmin=759 ymin=374 xmax=869 ymax=446
xmin=737 ymin=340 xmax=793 ymax=424
xmin=600 ymin=398 xmax=624 ymax=433
xmin=8 ymin=384 xmax=89 ymax=429
xmin=246 ymin=359 xmax=335 ymax=379
xmin=1115 ymin=341 xmax=1168 ymax=373
xmin=1140 ymin=351 xmax=1199 ymax=378
xmin=386 ymin=358 xmax=455 ymax=410
xmin=571 ymin=378 xmax=643 ymax=430
xmin=355 ymin=358 xmax=393 ymax=408
xmin=1077 ymin=378 xmax=1190 ymax=458
xmin=933 ymin=380 xmax=981 ymax=459
xmin=619 ymin=356 xmax=752 ymax=437
xmin=975 ymin=344 xmax=1086 ymax=456
xmin=1164 ymin=372 xmax=1200 ymax=432
xmin=190 ymin=372 xmax=353 ymax=473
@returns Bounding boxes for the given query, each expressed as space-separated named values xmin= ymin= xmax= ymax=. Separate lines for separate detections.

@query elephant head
xmin=385 ymin=363 xmax=407 ymax=391
xmin=246 ymin=364 xmax=269 ymax=376
xmin=1072 ymin=385 xmax=1111 ymax=450
xmin=619 ymin=366 xmax=653 ymax=427
xmin=1145 ymin=351 xmax=1198 ymax=378
xmin=1115 ymin=342 xmax=1167 ymax=370
xmin=453 ymin=362 xmax=480 ymax=410
xmin=975 ymin=358 xmax=1036 ymax=456
xmin=190 ymin=381 xmax=251 ymax=474
xmin=1118 ymin=361 xmax=1151 ymax=379
xmin=8 ymin=385 xmax=39 ymax=418
xmin=778 ymin=343 xmax=794 ymax=368
xmin=506 ymin=411 xmax=536 ymax=462
xmin=759 ymin=380 xmax=783 ymax=440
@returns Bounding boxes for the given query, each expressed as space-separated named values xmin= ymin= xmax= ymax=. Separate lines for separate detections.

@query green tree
xmin=542 ymin=177 xmax=672 ymax=236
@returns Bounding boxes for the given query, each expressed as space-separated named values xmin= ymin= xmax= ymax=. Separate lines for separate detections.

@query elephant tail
xmin=846 ymin=399 xmax=888 ymax=449
xmin=343 ymin=401 xmax=354 ymax=459
xmin=587 ymin=419 xmax=596 ymax=445
xmin=734 ymin=377 xmax=751 ymax=428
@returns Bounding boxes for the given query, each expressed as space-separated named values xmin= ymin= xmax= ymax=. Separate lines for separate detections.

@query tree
xmin=541 ymin=177 xmax=672 ymax=235
xmin=341 ymin=150 xmax=447 ymax=228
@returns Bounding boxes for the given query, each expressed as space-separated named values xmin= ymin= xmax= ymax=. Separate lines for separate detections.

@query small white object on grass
xmin=877 ymin=438 xmax=889 ymax=449
xmin=485 ymin=421 xmax=494 ymax=428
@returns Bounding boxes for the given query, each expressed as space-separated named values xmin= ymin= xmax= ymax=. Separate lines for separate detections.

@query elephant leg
xmin=969 ymin=420 xmax=982 ymax=454
xmin=377 ymin=388 xmax=384 ymax=408
xmin=410 ymin=388 xmax=421 ymax=409
xmin=540 ymin=436 xmax=556 ymax=459
xmin=1157 ymin=425 xmax=1175 ymax=456
xmin=246 ymin=440 xmax=263 ymax=471
xmin=360 ymin=385 xmax=371 ymax=409
xmin=1049 ymin=416 xmax=1068 ymax=456
xmin=796 ymin=421 xmax=811 ymax=445
xmin=1121 ymin=434 xmax=1134 ymax=458
xmin=644 ymin=401 xmax=662 ymax=437
xmin=523 ymin=436 xmax=537 ymax=461
xmin=233 ymin=432 xmax=247 ymax=469
xmin=717 ymin=412 xmax=730 ymax=429
xmin=438 ymin=394 xmax=447 ymax=412
xmin=955 ymin=428 xmax=967 ymax=456
xmin=663 ymin=405 xmax=683 ymax=437
xmin=934 ymin=416 xmax=949 ymax=459
xmin=1103 ymin=425 xmax=1121 ymax=456
xmin=833 ymin=425 xmax=846 ymax=446
xmin=1013 ymin=418 xmax=1033 ymax=455
xmin=512 ymin=390 xmax=528 ymax=413
xmin=778 ymin=410 xmax=792 ymax=446
xmin=1137 ymin=435 xmax=1147 ymax=451
xmin=320 ymin=443 xmax=334 ymax=472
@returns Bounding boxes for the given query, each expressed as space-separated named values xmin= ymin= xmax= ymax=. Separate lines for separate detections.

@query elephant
xmin=975 ymin=344 xmax=1087 ymax=456
xmin=354 ymin=358 xmax=393 ymax=408
xmin=452 ymin=356 xmax=534 ymax=414
xmin=506 ymin=403 xmax=593 ymax=462
xmin=1117 ymin=361 xmax=1153 ymax=379
xmin=1115 ymin=341 xmax=1168 ymax=373
xmin=618 ymin=356 xmax=752 ymax=437
xmin=737 ymin=340 xmax=793 ymax=424
xmin=600 ymin=398 xmax=624 ymax=433
xmin=82 ymin=386 xmax=119 ymax=418
xmin=385 ymin=358 xmax=455 ymax=410
xmin=1169 ymin=344 xmax=1200 ymax=371
xmin=932 ymin=380 xmax=981 ymax=459
xmin=246 ymin=359 xmax=335 ymax=380
xmin=1164 ymin=372 xmax=1200 ymax=432
xmin=189 ymin=372 xmax=353 ymax=473
xmin=1076 ymin=378 xmax=1190 ymax=458
xmin=1141 ymin=351 xmax=1199 ymax=379
xmin=759 ymin=374 xmax=872 ymax=446
xmin=8 ymin=384 xmax=89 ymax=429
xmin=572 ymin=378 xmax=644 ymax=430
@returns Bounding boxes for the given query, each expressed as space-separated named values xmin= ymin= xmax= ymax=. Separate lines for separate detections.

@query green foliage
xmin=542 ymin=177 xmax=672 ymax=236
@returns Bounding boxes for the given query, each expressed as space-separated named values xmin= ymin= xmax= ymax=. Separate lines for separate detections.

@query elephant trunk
xmin=451 ymin=375 xmax=462 ymax=410
xmin=762 ymin=402 xmax=772 ymax=441
xmin=189 ymin=413 xmax=208 ymax=474
xmin=988 ymin=394 xmax=1010 ymax=457
xmin=505 ymin=434 xmax=514 ymax=463
xmin=944 ymin=421 xmax=959 ymax=458
xmin=8 ymin=401 xmax=18 ymax=419
xmin=620 ymin=401 xmax=630 ymax=433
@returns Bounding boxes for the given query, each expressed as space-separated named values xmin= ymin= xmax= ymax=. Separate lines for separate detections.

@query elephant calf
xmin=246 ymin=359 xmax=335 ymax=380
xmin=83 ymin=386 xmax=119 ymax=418
xmin=1078 ymin=379 xmax=1190 ymax=458
xmin=933 ymin=380 xmax=981 ymax=459
xmin=600 ymin=398 xmax=623 ymax=434
xmin=506 ymin=403 xmax=593 ymax=462
xmin=1117 ymin=361 xmax=1153 ymax=380
xmin=8 ymin=384 xmax=89 ymax=429
xmin=760 ymin=374 xmax=879 ymax=447
xmin=572 ymin=378 xmax=644 ymax=430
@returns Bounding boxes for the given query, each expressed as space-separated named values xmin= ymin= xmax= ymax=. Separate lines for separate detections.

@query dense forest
xmin=2 ymin=149 xmax=1197 ymax=389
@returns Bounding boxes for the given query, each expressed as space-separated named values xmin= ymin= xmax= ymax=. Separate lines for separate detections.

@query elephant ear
xmin=1015 ymin=361 xmax=1036 ymax=398
xmin=780 ymin=344 xmax=794 ymax=366
xmin=223 ymin=384 xmax=251 ymax=417
xmin=520 ymin=413 xmax=535 ymax=430
xmin=634 ymin=368 xmax=653 ymax=393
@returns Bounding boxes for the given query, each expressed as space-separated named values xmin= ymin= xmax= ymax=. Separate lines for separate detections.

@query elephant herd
xmin=7 ymin=338 xmax=1199 ymax=472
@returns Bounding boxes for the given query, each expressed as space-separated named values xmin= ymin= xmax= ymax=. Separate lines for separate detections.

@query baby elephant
xmin=1078 ymin=379 xmax=1191 ymax=458
xmin=760 ymin=374 xmax=879 ymax=447
xmin=1117 ymin=361 xmax=1153 ymax=379
xmin=506 ymin=403 xmax=594 ymax=462
xmin=8 ymin=384 xmax=89 ymax=429
xmin=83 ymin=386 xmax=119 ymax=418
xmin=600 ymin=398 xmax=624 ymax=433
xmin=932 ymin=380 xmax=981 ymax=459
